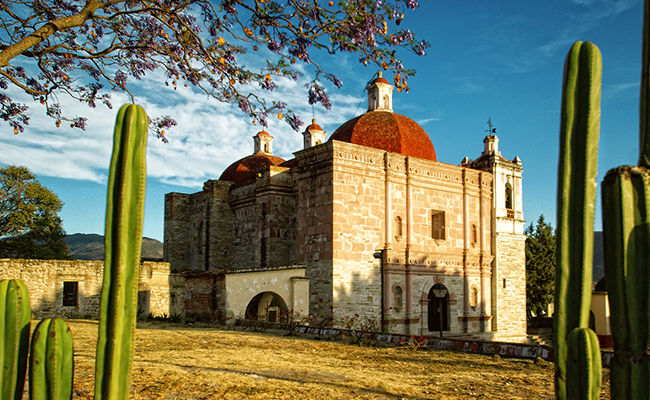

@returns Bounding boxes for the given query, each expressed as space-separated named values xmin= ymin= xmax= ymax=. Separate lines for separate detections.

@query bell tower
xmin=462 ymin=119 xmax=526 ymax=342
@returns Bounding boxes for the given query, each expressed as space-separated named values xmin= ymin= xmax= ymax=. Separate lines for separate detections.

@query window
xmin=62 ymin=282 xmax=78 ymax=307
xmin=431 ymin=211 xmax=445 ymax=240
xmin=393 ymin=286 xmax=403 ymax=312
xmin=383 ymin=94 xmax=390 ymax=109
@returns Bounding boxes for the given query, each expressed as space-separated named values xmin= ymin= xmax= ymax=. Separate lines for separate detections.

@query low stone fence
xmin=239 ymin=320 xmax=616 ymax=368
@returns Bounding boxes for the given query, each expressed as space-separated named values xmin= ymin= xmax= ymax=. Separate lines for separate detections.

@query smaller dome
xmin=371 ymin=71 xmax=390 ymax=86
xmin=306 ymin=120 xmax=323 ymax=131
xmin=257 ymin=130 xmax=270 ymax=136
xmin=219 ymin=153 xmax=285 ymax=184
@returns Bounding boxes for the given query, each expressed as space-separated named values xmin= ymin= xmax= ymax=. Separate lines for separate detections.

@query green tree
xmin=0 ymin=165 xmax=73 ymax=259
xmin=525 ymin=214 xmax=556 ymax=318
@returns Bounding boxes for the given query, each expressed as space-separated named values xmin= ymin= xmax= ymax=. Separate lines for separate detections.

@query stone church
xmin=164 ymin=73 xmax=526 ymax=341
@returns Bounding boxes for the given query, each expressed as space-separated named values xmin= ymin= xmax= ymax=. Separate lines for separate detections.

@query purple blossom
xmin=286 ymin=113 xmax=303 ymax=131
xmin=239 ymin=98 xmax=250 ymax=113
xmin=267 ymin=39 xmax=283 ymax=53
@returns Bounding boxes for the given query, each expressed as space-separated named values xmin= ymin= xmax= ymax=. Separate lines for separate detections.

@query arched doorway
xmin=245 ymin=292 xmax=289 ymax=323
xmin=428 ymin=284 xmax=449 ymax=332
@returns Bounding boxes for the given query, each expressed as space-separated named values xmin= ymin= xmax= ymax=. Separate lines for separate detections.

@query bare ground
xmin=53 ymin=320 xmax=610 ymax=399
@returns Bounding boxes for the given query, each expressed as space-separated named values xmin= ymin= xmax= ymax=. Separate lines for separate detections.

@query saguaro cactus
xmin=555 ymin=40 xmax=602 ymax=400
xmin=29 ymin=318 xmax=74 ymax=400
xmin=0 ymin=279 xmax=31 ymax=400
xmin=94 ymin=104 xmax=148 ymax=400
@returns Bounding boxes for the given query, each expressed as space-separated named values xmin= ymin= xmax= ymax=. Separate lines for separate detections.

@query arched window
xmin=505 ymin=183 xmax=513 ymax=210
xmin=383 ymin=94 xmax=390 ymax=109
xmin=264 ymin=143 xmax=269 ymax=153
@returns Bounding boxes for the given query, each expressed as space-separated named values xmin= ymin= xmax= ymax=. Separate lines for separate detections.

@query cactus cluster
xmin=0 ymin=104 xmax=149 ymax=399
xmin=554 ymin=40 xmax=603 ymax=400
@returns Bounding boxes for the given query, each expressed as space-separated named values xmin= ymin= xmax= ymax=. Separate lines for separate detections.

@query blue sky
xmin=0 ymin=0 xmax=644 ymax=241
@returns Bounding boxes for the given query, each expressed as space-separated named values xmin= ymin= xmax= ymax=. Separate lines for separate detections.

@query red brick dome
xmin=328 ymin=111 xmax=437 ymax=161
xmin=219 ymin=153 xmax=286 ymax=184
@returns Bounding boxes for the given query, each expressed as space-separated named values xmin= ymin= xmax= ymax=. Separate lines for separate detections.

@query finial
xmin=378 ymin=71 xmax=383 ymax=78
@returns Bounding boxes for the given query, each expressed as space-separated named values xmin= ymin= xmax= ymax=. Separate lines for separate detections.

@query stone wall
xmin=0 ymin=259 xmax=180 ymax=320
xmin=492 ymin=234 xmax=527 ymax=340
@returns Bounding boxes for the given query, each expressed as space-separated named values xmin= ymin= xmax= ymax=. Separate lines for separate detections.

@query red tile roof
xmin=219 ymin=153 xmax=286 ymax=184
xmin=328 ymin=111 xmax=437 ymax=161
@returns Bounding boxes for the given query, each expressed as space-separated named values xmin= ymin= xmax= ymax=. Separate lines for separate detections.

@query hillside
xmin=64 ymin=233 xmax=163 ymax=261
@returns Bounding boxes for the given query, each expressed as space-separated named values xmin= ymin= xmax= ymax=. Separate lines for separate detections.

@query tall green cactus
xmin=94 ymin=104 xmax=148 ymax=400
xmin=0 ymin=279 xmax=31 ymax=400
xmin=602 ymin=167 xmax=650 ymax=399
xmin=599 ymin=1 xmax=650 ymax=398
xmin=29 ymin=318 xmax=74 ymax=400
xmin=555 ymin=40 xmax=602 ymax=400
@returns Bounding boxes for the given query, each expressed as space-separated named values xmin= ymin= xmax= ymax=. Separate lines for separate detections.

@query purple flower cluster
xmin=307 ymin=84 xmax=332 ymax=110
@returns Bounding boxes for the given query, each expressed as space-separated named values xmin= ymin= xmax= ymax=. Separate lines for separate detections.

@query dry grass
xmin=55 ymin=320 xmax=610 ymax=399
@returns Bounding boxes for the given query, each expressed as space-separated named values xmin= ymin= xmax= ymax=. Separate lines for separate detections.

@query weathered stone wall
xmin=294 ymin=142 xmax=335 ymax=321
xmin=492 ymin=234 xmax=527 ymax=339
xmin=0 ymin=259 xmax=179 ymax=320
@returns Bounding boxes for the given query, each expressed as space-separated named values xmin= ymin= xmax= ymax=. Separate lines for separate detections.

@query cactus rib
xmin=1 ymin=279 xmax=31 ymax=400
xmin=29 ymin=318 xmax=74 ymax=400
xmin=94 ymin=104 xmax=148 ymax=400
xmin=555 ymin=40 xmax=602 ymax=400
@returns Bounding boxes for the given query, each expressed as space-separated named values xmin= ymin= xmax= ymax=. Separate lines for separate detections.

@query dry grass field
xmin=52 ymin=320 xmax=610 ymax=399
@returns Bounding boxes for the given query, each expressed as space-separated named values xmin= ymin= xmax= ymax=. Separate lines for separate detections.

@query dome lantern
xmin=303 ymin=119 xmax=326 ymax=149
xmin=367 ymin=72 xmax=394 ymax=112
xmin=254 ymin=130 xmax=274 ymax=155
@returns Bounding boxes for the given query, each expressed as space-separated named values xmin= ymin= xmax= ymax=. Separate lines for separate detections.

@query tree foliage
xmin=0 ymin=0 xmax=428 ymax=139
xmin=0 ymin=165 xmax=72 ymax=259
xmin=525 ymin=214 xmax=556 ymax=318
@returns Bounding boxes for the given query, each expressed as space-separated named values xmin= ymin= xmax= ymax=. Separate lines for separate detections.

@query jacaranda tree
xmin=0 ymin=0 xmax=428 ymax=139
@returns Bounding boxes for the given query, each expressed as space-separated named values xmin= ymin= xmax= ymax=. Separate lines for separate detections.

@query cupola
xmin=303 ymin=119 xmax=326 ymax=149
xmin=483 ymin=134 xmax=500 ymax=156
xmin=367 ymin=72 xmax=394 ymax=112
xmin=254 ymin=130 xmax=274 ymax=155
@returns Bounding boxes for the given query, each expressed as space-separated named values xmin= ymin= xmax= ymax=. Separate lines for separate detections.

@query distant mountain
xmin=64 ymin=233 xmax=163 ymax=261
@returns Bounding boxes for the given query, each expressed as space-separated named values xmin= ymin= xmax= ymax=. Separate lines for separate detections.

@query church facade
xmin=164 ymin=73 xmax=526 ymax=341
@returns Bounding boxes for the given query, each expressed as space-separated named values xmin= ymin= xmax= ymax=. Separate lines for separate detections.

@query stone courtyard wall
xmin=0 ymin=259 xmax=180 ymax=320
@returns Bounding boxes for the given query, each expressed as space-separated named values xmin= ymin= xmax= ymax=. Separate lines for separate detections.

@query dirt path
xmin=57 ymin=320 xmax=609 ymax=399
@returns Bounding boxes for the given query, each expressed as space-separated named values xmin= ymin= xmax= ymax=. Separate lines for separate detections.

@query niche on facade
xmin=394 ymin=216 xmax=403 ymax=242
xmin=469 ymin=285 xmax=479 ymax=310
xmin=393 ymin=285 xmax=404 ymax=313
xmin=471 ymin=224 xmax=478 ymax=248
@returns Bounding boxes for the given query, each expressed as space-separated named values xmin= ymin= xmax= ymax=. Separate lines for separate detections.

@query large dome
xmin=219 ymin=153 xmax=286 ymax=184
xmin=328 ymin=111 xmax=437 ymax=162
